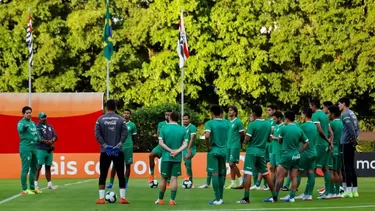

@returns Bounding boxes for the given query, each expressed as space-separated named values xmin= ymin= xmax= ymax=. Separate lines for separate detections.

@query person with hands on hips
xmin=95 ymin=100 xmax=129 ymax=204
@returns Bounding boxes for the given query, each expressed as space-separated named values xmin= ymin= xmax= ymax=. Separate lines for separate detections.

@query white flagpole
xmin=106 ymin=60 xmax=110 ymax=99
xmin=181 ymin=66 xmax=184 ymax=125
xmin=28 ymin=8 xmax=32 ymax=107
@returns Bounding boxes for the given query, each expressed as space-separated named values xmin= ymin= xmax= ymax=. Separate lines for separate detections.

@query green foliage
xmin=130 ymin=103 xmax=203 ymax=152
xmin=1 ymin=0 xmax=375 ymax=115
xmin=358 ymin=141 xmax=375 ymax=152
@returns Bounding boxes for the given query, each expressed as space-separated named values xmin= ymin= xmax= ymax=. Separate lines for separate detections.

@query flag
xmin=177 ymin=10 xmax=189 ymax=69
xmin=26 ymin=10 xmax=33 ymax=67
xmin=103 ymin=2 xmax=113 ymax=60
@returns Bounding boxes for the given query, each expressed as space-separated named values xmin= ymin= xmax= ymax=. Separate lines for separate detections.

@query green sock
xmin=308 ymin=173 xmax=315 ymax=195
xmin=219 ymin=175 xmax=225 ymax=199
xmin=297 ymin=176 xmax=301 ymax=189
xmin=109 ymin=177 xmax=115 ymax=184
xmin=335 ymin=183 xmax=340 ymax=194
xmin=189 ymin=176 xmax=193 ymax=184
xmin=212 ymin=175 xmax=221 ymax=201
xmin=290 ymin=191 xmax=296 ymax=199
xmin=244 ymin=191 xmax=250 ymax=199
xmin=263 ymin=178 xmax=267 ymax=186
xmin=150 ymin=168 xmax=154 ymax=175
xmin=304 ymin=181 xmax=309 ymax=195
xmin=158 ymin=191 xmax=165 ymax=200
xmin=331 ymin=183 xmax=335 ymax=194
xmin=207 ymin=173 xmax=212 ymax=186
xmin=125 ymin=177 xmax=129 ymax=185
xmin=252 ymin=171 xmax=258 ymax=184
xmin=171 ymin=190 xmax=177 ymax=200
xmin=186 ymin=163 xmax=193 ymax=183
xmin=255 ymin=179 xmax=261 ymax=187
xmin=285 ymin=178 xmax=291 ymax=187
xmin=324 ymin=172 xmax=331 ymax=196
xmin=273 ymin=191 xmax=278 ymax=198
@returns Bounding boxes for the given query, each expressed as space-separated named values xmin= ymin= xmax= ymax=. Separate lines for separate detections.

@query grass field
xmin=0 ymin=178 xmax=374 ymax=211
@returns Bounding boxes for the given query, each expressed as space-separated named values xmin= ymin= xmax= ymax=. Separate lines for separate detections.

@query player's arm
xmin=158 ymin=129 xmax=173 ymax=152
xmin=118 ymin=121 xmax=128 ymax=147
xmin=299 ymin=131 xmax=309 ymax=153
xmin=95 ymin=120 xmax=107 ymax=147
xmin=239 ymin=121 xmax=245 ymax=144
xmin=328 ymin=124 xmax=334 ymax=142
xmin=175 ymin=138 xmax=188 ymax=155
xmin=312 ymin=116 xmax=330 ymax=144
xmin=204 ymin=122 xmax=212 ymax=151
xmin=277 ymin=127 xmax=284 ymax=143
xmin=244 ymin=123 xmax=253 ymax=145
xmin=36 ymin=125 xmax=48 ymax=144
xmin=51 ymin=125 xmax=58 ymax=143
xmin=17 ymin=122 xmax=28 ymax=133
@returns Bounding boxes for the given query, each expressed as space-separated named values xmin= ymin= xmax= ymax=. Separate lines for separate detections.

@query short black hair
xmin=228 ymin=105 xmax=238 ymax=117
xmin=183 ymin=113 xmax=191 ymax=119
xmin=106 ymin=100 xmax=116 ymax=111
xmin=166 ymin=109 xmax=172 ymax=113
xmin=124 ymin=109 xmax=131 ymax=114
xmin=284 ymin=110 xmax=295 ymax=122
xmin=338 ymin=97 xmax=350 ymax=107
xmin=252 ymin=105 xmax=262 ymax=117
xmin=170 ymin=111 xmax=179 ymax=121
xmin=302 ymin=107 xmax=313 ymax=118
xmin=271 ymin=111 xmax=283 ymax=119
xmin=267 ymin=104 xmax=278 ymax=110
xmin=310 ymin=99 xmax=320 ymax=109
xmin=328 ymin=106 xmax=341 ymax=117
xmin=210 ymin=104 xmax=222 ymax=116
xmin=22 ymin=106 xmax=32 ymax=114
xmin=323 ymin=101 xmax=333 ymax=108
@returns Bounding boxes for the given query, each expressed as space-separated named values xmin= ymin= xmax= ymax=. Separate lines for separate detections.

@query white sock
xmin=342 ymin=182 xmax=347 ymax=188
xmin=345 ymin=187 xmax=349 ymax=192
xmin=348 ymin=186 xmax=353 ymax=193
xmin=120 ymin=189 xmax=126 ymax=198
xmin=231 ymin=180 xmax=236 ymax=185
xmin=48 ymin=181 xmax=52 ymax=187
xmin=239 ymin=177 xmax=243 ymax=185
xmin=99 ymin=190 xmax=105 ymax=199
xmin=353 ymin=187 xmax=357 ymax=193
xmin=34 ymin=181 xmax=38 ymax=187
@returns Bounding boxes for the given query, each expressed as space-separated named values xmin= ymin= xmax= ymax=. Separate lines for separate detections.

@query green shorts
xmin=151 ymin=145 xmax=163 ymax=158
xmin=160 ymin=161 xmax=181 ymax=178
xmin=206 ymin=149 xmax=226 ymax=175
xmin=316 ymin=146 xmax=332 ymax=169
xmin=183 ymin=148 xmax=196 ymax=163
xmin=279 ymin=153 xmax=300 ymax=170
xmin=265 ymin=143 xmax=271 ymax=162
xmin=244 ymin=154 xmax=268 ymax=175
xmin=122 ymin=147 xmax=133 ymax=165
xmin=227 ymin=148 xmax=240 ymax=163
xmin=270 ymin=152 xmax=281 ymax=167
xmin=332 ymin=153 xmax=342 ymax=171
xmin=298 ymin=154 xmax=316 ymax=172
xmin=37 ymin=149 xmax=53 ymax=166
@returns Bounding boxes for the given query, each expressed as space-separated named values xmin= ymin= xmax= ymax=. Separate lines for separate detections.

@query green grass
xmin=0 ymin=178 xmax=374 ymax=211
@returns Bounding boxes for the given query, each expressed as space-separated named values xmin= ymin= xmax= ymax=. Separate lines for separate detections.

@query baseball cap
xmin=38 ymin=112 xmax=47 ymax=119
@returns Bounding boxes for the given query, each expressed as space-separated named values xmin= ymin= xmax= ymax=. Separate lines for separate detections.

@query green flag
xmin=103 ymin=2 xmax=113 ymax=60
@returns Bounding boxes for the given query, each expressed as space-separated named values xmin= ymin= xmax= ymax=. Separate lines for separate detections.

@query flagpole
xmin=28 ymin=8 xmax=32 ymax=107
xmin=106 ymin=60 xmax=110 ymax=99
xmin=181 ymin=67 xmax=184 ymax=125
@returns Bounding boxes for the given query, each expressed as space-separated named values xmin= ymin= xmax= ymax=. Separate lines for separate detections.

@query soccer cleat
xmin=35 ymin=186 xmax=40 ymax=190
xmin=250 ymin=185 xmax=260 ymax=190
xmin=281 ymin=186 xmax=290 ymax=191
xmin=302 ymin=195 xmax=313 ymax=201
xmin=284 ymin=198 xmax=295 ymax=202
xmin=225 ymin=184 xmax=235 ymax=189
xmin=295 ymin=194 xmax=305 ymax=200
xmin=280 ymin=195 xmax=290 ymax=200
xmin=166 ymin=183 xmax=171 ymax=189
xmin=208 ymin=199 xmax=223 ymax=205
xmin=236 ymin=198 xmax=250 ymax=204
xmin=342 ymin=192 xmax=353 ymax=198
xmin=48 ymin=185 xmax=58 ymax=190
xmin=33 ymin=189 xmax=42 ymax=194
xmin=317 ymin=194 xmax=330 ymax=200
xmin=199 ymin=184 xmax=210 ymax=188
xmin=234 ymin=184 xmax=244 ymax=189
xmin=318 ymin=188 xmax=325 ymax=195
xmin=263 ymin=197 xmax=275 ymax=203
xmin=22 ymin=190 xmax=35 ymax=195
xmin=148 ymin=175 xmax=155 ymax=183
xmin=95 ymin=198 xmax=105 ymax=204
xmin=334 ymin=194 xmax=342 ymax=199
xmin=327 ymin=194 xmax=334 ymax=199
xmin=169 ymin=200 xmax=176 ymax=205
xmin=106 ymin=183 xmax=113 ymax=189
xmin=191 ymin=184 xmax=194 ymax=189
xmin=353 ymin=192 xmax=359 ymax=198
xmin=263 ymin=186 xmax=270 ymax=191
xmin=120 ymin=198 xmax=130 ymax=204
xmin=155 ymin=199 xmax=164 ymax=204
